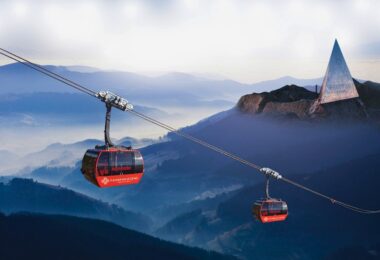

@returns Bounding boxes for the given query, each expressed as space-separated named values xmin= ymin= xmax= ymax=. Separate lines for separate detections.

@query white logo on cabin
xmin=101 ymin=177 xmax=110 ymax=185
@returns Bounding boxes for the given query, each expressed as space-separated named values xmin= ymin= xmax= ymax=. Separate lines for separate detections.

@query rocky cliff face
xmin=237 ymin=81 xmax=380 ymax=121
xmin=237 ymin=85 xmax=317 ymax=114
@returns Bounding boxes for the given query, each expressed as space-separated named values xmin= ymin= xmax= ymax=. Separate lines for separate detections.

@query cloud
xmin=0 ymin=0 xmax=379 ymax=83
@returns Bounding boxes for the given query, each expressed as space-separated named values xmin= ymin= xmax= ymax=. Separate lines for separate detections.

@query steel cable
xmin=1 ymin=49 xmax=379 ymax=214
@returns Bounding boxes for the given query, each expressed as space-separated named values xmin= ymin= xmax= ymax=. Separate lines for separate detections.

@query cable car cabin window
xmin=97 ymin=151 xmax=142 ymax=176
xmin=97 ymin=152 xmax=110 ymax=176
xmin=110 ymin=151 xmax=133 ymax=175
xmin=261 ymin=202 xmax=269 ymax=216
xmin=261 ymin=201 xmax=288 ymax=216
xmin=82 ymin=151 xmax=98 ymax=173
xmin=134 ymin=151 xmax=144 ymax=173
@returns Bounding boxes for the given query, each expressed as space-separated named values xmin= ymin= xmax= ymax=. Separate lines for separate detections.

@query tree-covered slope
xmin=0 ymin=213 xmax=236 ymax=260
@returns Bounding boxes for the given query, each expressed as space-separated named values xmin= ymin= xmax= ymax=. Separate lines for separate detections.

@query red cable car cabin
xmin=253 ymin=199 xmax=288 ymax=223
xmin=81 ymin=147 xmax=144 ymax=188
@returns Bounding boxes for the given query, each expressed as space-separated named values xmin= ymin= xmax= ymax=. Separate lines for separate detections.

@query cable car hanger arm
xmin=1 ymin=48 xmax=380 ymax=214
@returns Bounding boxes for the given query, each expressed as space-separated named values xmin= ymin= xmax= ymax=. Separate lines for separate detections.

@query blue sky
xmin=0 ymin=0 xmax=379 ymax=83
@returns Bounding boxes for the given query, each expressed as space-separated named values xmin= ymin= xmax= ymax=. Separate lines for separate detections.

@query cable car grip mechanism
xmin=96 ymin=91 xmax=134 ymax=149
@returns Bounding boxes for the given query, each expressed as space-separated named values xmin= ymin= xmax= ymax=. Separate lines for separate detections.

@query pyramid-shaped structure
xmin=319 ymin=40 xmax=359 ymax=104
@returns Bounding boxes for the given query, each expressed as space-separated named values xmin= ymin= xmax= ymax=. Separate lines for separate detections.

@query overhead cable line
xmin=1 ymin=48 xmax=379 ymax=214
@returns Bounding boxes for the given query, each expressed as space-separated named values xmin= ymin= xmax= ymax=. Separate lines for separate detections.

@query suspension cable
xmin=1 ymin=49 xmax=379 ymax=214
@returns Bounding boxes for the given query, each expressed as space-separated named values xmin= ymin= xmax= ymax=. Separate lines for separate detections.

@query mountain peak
xmin=237 ymin=80 xmax=380 ymax=121
xmin=237 ymin=85 xmax=318 ymax=117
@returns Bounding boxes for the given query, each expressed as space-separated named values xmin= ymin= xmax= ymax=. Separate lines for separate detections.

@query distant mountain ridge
xmin=0 ymin=62 xmax=328 ymax=159
xmin=0 ymin=62 xmax=322 ymax=104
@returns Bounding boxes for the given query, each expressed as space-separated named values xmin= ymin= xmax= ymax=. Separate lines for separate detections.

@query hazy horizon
xmin=0 ymin=60 xmax=326 ymax=85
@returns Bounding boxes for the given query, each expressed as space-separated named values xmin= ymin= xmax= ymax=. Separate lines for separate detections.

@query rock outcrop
xmin=237 ymin=80 xmax=380 ymax=121
xmin=237 ymin=85 xmax=318 ymax=118
xmin=237 ymin=85 xmax=317 ymax=115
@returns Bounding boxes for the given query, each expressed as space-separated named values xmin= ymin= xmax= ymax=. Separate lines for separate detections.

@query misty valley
xmin=1 ymin=63 xmax=380 ymax=259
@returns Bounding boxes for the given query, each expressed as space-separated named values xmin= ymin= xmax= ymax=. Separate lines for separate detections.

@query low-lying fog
xmin=0 ymin=105 xmax=228 ymax=175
